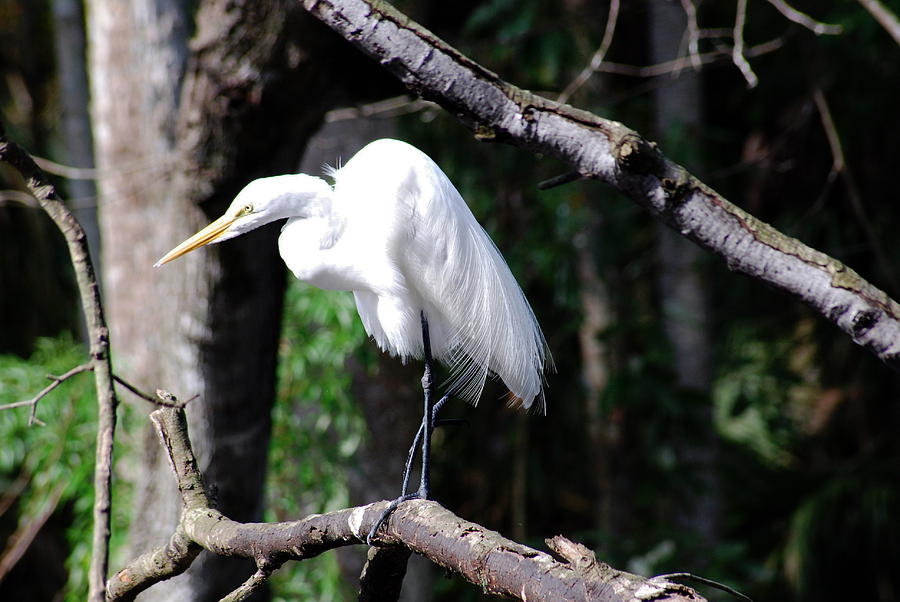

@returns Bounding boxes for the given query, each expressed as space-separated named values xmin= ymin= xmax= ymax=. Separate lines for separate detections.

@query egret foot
xmin=366 ymin=393 xmax=456 ymax=545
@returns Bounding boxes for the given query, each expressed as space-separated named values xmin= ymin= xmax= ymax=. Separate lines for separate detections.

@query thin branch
xmin=0 ymin=484 xmax=65 ymax=581
xmin=220 ymin=567 xmax=278 ymax=602
xmin=557 ymin=0 xmax=620 ymax=103
xmin=655 ymin=573 xmax=752 ymax=602
xmin=732 ymin=0 xmax=759 ymax=88
xmin=538 ymin=170 xmax=584 ymax=190
xmin=0 ymin=125 xmax=118 ymax=602
xmin=325 ymin=95 xmax=437 ymax=123
xmin=858 ymin=0 xmax=900 ymax=46
xmin=597 ymin=37 xmax=783 ymax=78
xmin=0 ymin=363 xmax=93 ymax=425
xmin=813 ymin=88 xmax=900 ymax=295
xmin=680 ymin=0 xmax=703 ymax=71
xmin=32 ymin=155 xmax=101 ymax=180
xmin=0 ymin=188 xmax=39 ymax=207
xmin=111 ymin=375 xmax=163 ymax=405
xmin=766 ymin=0 xmax=842 ymax=35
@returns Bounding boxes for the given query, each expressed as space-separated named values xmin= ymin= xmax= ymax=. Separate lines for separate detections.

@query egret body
xmin=157 ymin=139 xmax=550 ymax=537
xmin=157 ymin=138 xmax=550 ymax=409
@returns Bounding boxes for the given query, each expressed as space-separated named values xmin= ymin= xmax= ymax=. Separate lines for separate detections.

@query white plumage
xmin=156 ymin=139 xmax=550 ymax=411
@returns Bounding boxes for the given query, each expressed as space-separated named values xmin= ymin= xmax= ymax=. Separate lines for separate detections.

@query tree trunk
xmin=86 ymin=1 xmax=339 ymax=597
xmin=51 ymin=0 xmax=99 ymax=279
xmin=647 ymin=0 xmax=719 ymax=552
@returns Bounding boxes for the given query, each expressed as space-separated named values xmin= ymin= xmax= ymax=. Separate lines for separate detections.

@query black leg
xmin=419 ymin=311 xmax=435 ymax=500
xmin=367 ymin=312 xmax=447 ymax=545
xmin=400 ymin=394 xmax=452 ymax=496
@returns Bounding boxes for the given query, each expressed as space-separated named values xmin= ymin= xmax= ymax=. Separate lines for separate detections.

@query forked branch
xmin=108 ymin=406 xmax=704 ymax=602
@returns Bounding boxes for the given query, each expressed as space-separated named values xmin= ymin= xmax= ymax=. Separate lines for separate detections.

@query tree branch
xmin=765 ymin=0 xmax=842 ymax=36
xmin=0 ymin=124 xmax=118 ymax=602
xmin=0 ymin=363 xmax=92 ymax=425
xmin=557 ymin=0 xmax=620 ymax=104
xmin=109 ymin=406 xmax=704 ymax=601
xmin=299 ymin=0 xmax=900 ymax=371
xmin=732 ymin=0 xmax=759 ymax=88
xmin=858 ymin=0 xmax=900 ymax=46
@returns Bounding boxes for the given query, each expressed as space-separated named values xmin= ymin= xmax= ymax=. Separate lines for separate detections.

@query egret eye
xmin=237 ymin=203 xmax=253 ymax=217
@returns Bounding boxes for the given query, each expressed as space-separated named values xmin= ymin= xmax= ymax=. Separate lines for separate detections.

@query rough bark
xmin=299 ymin=0 xmax=900 ymax=370
xmin=108 ymin=406 xmax=705 ymax=602
xmin=86 ymin=1 xmax=339 ymax=598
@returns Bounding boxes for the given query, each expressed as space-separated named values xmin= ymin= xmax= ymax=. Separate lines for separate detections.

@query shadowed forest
xmin=2 ymin=0 xmax=900 ymax=600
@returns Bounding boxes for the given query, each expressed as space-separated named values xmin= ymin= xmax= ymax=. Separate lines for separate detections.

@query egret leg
xmin=400 ymin=394 xmax=452 ymax=496
xmin=419 ymin=311 xmax=435 ymax=499
xmin=367 ymin=312 xmax=448 ymax=545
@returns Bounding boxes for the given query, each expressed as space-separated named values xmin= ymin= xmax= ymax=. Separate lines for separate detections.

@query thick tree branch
xmin=299 ymin=0 xmax=900 ymax=370
xmin=0 ymin=125 xmax=118 ymax=602
xmin=109 ymin=406 xmax=704 ymax=601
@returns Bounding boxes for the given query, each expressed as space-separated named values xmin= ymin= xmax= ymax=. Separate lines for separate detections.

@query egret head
xmin=154 ymin=174 xmax=332 ymax=267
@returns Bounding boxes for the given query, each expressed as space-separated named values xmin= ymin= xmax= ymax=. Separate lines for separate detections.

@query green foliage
xmin=265 ymin=281 xmax=367 ymax=600
xmin=713 ymin=328 xmax=804 ymax=467
xmin=0 ymin=336 xmax=134 ymax=601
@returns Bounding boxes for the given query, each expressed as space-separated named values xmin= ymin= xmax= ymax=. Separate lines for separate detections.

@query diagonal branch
xmin=0 ymin=124 xmax=118 ymax=602
xmin=109 ymin=406 xmax=704 ymax=602
xmin=858 ymin=0 xmax=900 ymax=46
xmin=557 ymin=0 xmax=620 ymax=103
xmin=813 ymin=88 xmax=900 ymax=296
xmin=766 ymin=0 xmax=842 ymax=35
xmin=299 ymin=0 xmax=900 ymax=371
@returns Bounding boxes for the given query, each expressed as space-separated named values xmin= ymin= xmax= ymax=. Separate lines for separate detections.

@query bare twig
xmin=655 ymin=572 xmax=752 ymax=602
xmin=680 ymin=0 xmax=703 ymax=71
xmin=558 ymin=0 xmax=620 ymax=103
xmin=0 ymin=125 xmax=118 ymax=602
xmin=220 ymin=568 xmax=278 ymax=602
xmin=0 ymin=484 xmax=65 ymax=581
xmin=325 ymin=95 xmax=437 ymax=122
xmin=596 ymin=37 xmax=783 ymax=78
xmin=0 ymin=188 xmax=39 ymax=207
xmin=538 ymin=171 xmax=584 ymax=190
xmin=110 ymin=376 xmax=161 ymax=405
xmin=766 ymin=0 xmax=842 ymax=35
xmin=813 ymin=88 xmax=900 ymax=295
xmin=32 ymin=155 xmax=101 ymax=180
xmin=0 ymin=363 xmax=92 ymax=425
xmin=732 ymin=0 xmax=759 ymax=88
xmin=858 ymin=0 xmax=900 ymax=46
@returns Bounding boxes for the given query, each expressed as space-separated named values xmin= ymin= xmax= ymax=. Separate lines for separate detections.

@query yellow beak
xmin=154 ymin=213 xmax=238 ymax=267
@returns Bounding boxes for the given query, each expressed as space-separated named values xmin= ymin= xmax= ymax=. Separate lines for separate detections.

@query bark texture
xmin=108 ymin=406 xmax=705 ymax=602
xmin=299 ymin=0 xmax=900 ymax=369
xmin=86 ymin=1 xmax=341 ymax=598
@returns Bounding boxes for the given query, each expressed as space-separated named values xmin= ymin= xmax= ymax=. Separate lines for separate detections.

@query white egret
xmin=155 ymin=138 xmax=550 ymax=537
